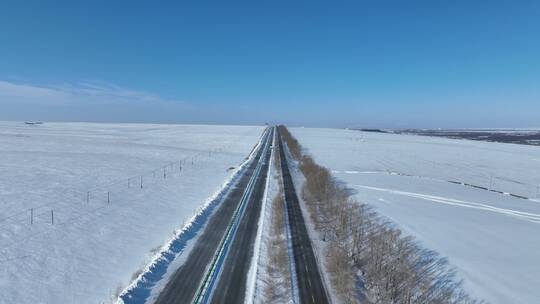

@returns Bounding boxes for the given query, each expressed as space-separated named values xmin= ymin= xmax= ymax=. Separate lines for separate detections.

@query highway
xmin=207 ymin=127 xmax=273 ymax=303
xmin=277 ymin=128 xmax=330 ymax=304
xmin=155 ymin=126 xmax=328 ymax=304
xmin=155 ymin=127 xmax=273 ymax=304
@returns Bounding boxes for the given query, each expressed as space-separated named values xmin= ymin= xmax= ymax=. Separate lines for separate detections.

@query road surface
xmin=156 ymin=127 xmax=328 ymax=304
xmin=155 ymin=127 xmax=273 ymax=304
xmin=277 ymin=128 xmax=330 ymax=304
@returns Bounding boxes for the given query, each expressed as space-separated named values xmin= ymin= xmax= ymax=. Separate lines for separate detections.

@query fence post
xmin=30 ymin=208 xmax=33 ymax=225
xmin=140 ymin=176 xmax=143 ymax=189
xmin=51 ymin=210 xmax=54 ymax=225
xmin=107 ymin=191 xmax=110 ymax=204
xmin=87 ymin=191 xmax=90 ymax=204
xmin=164 ymin=167 xmax=166 ymax=179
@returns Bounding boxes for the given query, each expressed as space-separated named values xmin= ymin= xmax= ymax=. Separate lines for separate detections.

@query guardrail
xmin=192 ymin=128 xmax=272 ymax=304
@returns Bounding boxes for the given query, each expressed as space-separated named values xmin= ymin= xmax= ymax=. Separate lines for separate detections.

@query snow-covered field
xmin=0 ymin=121 xmax=263 ymax=304
xmin=291 ymin=127 xmax=540 ymax=304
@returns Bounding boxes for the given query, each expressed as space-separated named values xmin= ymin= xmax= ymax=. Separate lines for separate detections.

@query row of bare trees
xmin=278 ymin=126 xmax=479 ymax=304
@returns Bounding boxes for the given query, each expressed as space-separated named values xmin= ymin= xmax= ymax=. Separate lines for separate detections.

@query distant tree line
xmin=278 ymin=126 xmax=480 ymax=304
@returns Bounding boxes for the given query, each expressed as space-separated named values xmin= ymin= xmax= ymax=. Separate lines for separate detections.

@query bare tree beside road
xmin=278 ymin=126 xmax=479 ymax=304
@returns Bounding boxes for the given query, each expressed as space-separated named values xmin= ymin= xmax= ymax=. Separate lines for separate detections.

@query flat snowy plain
xmin=0 ymin=121 xmax=263 ymax=304
xmin=291 ymin=127 xmax=540 ymax=304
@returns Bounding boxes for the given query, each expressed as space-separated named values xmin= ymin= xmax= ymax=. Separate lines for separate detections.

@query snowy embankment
xmin=0 ymin=122 xmax=263 ymax=304
xmin=291 ymin=127 xmax=540 ymax=304
xmin=251 ymin=131 xmax=294 ymax=304
xmin=248 ymin=130 xmax=277 ymax=303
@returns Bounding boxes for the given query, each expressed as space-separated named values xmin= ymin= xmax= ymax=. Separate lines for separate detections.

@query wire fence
xmin=0 ymin=127 xmax=270 ymax=303
xmin=346 ymin=143 xmax=540 ymax=202
xmin=417 ymin=157 xmax=540 ymax=200
xmin=0 ymin=134 xmax=254 ymax=260
xmin=373 ymin=152 xmax=540 ymax=201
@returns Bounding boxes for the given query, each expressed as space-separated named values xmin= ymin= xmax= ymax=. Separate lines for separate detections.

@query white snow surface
xmin=0 ymin=121 xmax=263 ymax=304
xmin=291 ymin=127 xmax=540 ymax=304
xmin=250 ymin=131 xmax=278 ymax=304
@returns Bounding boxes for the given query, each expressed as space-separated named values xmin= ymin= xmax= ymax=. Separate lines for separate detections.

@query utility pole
xmin=51 ymin=210 xmax=54 ymax=225
xmin=30 ymin=208 xmax=33 ymax=225
xmin=140 ymin=176 xmax=143 ymax=189
xmin=107 ymin=191 xmax=110 ymax=204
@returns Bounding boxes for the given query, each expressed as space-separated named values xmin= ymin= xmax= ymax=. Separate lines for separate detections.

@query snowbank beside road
xmin=0 ymin=122 xmax=263 ymax=304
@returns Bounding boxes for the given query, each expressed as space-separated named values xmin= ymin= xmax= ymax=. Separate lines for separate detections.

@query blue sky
xmin=0 ymin=1 xmax=538 ymax=128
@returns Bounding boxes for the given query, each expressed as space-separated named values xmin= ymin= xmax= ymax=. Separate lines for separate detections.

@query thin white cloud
xmin=0 ymin=80 xmax=204 ymax=123
xmin=0 ymin=80 xmax=183 ymax=106
xmin=0 ymin=80 xmax=69 ymax=101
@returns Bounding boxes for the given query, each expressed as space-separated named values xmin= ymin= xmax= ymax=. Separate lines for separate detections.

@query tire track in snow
xmin=335 ymin=170 xmax=539 ymax=203
xmin=354 ymin=185 xmax=540 ymax=224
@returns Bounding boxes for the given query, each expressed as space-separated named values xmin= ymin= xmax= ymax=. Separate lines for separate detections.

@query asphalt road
xmin=277 ymin=129 xmax=330 ymax=304
xmin=155 ymin=127 xmax=273 ymax=304
xmin=209 ymin=127 xmax=273 ymax=303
